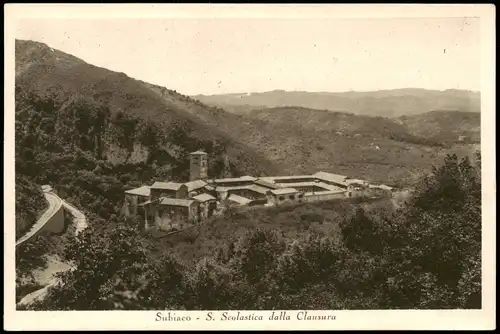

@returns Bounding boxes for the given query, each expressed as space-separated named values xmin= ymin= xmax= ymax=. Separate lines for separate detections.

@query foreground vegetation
xmin=20 ymin=153 xmax=481 ymax=310
xmin=15 ymin=175 xmax=47 ymax=240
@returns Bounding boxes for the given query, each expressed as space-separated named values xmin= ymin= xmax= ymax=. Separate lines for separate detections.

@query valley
xmin=209 ymin=106 xmax=480 ymax=186
xmin=13 ymin=39 xmax=482 ymax=311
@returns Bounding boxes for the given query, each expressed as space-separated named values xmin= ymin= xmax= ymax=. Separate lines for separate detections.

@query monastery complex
xmin=123 ymin=151 xmax=394 ymax=232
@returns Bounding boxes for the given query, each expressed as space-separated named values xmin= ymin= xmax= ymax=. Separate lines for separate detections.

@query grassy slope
xmin=147 ymin=198 xmax=393 ymax=265
xmin=398 ymin=110 xmax=481 ymax=144
xmin=209 ymin=106 xmax=480 ymax=187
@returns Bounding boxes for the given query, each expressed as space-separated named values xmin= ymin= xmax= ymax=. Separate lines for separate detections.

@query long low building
xmin=123 ymin=150 xmax=396 ymax=231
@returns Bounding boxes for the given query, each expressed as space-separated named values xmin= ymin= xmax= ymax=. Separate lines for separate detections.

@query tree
xmin=35 ymin=221 xmax=149 ymax=310
xmin=238 ymin=229 xmax=286 ymax=286
xmin=381 ymin=152 xmax=482 ymax=309
xmin=340 ymin=207 xmax=381 ymax=255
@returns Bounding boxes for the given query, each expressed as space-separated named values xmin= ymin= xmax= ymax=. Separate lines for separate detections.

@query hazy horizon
xmin=190 ymin=87 xmax=481 ymax=97
xmin=16 ymin=17 xmax=480 ymax=96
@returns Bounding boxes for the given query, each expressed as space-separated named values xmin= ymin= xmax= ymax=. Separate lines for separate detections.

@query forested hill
xmin=398 ymin=110 xmax=481 ymax=144
xmin=192 ymin=88 xmax=481 ymax=118
xmin=14 ymin=39 xmax=278 ymax=227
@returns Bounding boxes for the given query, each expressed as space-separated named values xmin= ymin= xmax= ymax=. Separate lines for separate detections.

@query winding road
xmin=61 ymin=201 xmax=88 ymax=235
xmin=16 ymin=189 xmax=88 ymax=247
xmin=16 ymin=192 xmax=62 ymax=247
xmin=17 ymin=186 xmax=88 ymax=307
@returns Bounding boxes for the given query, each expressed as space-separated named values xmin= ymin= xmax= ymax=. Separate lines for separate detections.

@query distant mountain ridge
xmin=192 ymin=88 xmax=481 ymax=118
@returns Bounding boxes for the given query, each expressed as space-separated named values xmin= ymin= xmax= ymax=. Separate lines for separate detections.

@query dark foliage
xmin=15 ymin=175 xmax=47 ymax=240
xmin=24 ymin=153 xmax=481 ymax=310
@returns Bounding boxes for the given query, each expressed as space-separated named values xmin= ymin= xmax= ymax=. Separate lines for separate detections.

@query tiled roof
xmin=313 ymin=171 xmax=349 ymax=185
xmin=254 ymin=178 xmax=279 ymax=189
xmin=212 ymin=175 xmax=257 ymax=183
xmin=192 ymin=193 xmax=216 ymax=202
xmin=227 ymin=194 xmax=252 ymax=205
xmin=257 ymin=177 xmax=276 ymax=183
xmin=346 ymin=178 xmax=368 ymax=185
xmin=158 ymin=197 xmax=195 ymax=207
xmin=269 ymin=188 xmax=300 ymax=195
xmin=215 ymin=184 xmax=269 ymax=195
xmin=275 ymin=181 xmax=321 ymax=188
xmin=184 ymin=180 xmax=207 ymax=192
xmin=248 ymin=184 xmax=270 ymax=194
xmin=151 ymin=182 xmax=184 ymax=191
xmin=125 ymin=185 xmax=151 ymax=197
xmin=264 ymin=175 xmax=315 ymax=181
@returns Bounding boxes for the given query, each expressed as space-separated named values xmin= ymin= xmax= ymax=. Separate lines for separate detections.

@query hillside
xmin=210 ymin=106 xmax=480 ymax=186
xmin=14 ymin=39 xmax=279 ymax=226
xmin=192 ymin=89 xmax=481 ymax=118
xmin=398 ymin=110 xmax=481 ymax=145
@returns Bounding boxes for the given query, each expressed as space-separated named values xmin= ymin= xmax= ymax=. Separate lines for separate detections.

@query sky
xmin=15 ymin=17 xmax=481 ymax=96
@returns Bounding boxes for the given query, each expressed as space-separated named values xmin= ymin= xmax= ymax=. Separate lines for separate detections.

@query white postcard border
xmin=3 ymin=4 xmax=496 ymax=331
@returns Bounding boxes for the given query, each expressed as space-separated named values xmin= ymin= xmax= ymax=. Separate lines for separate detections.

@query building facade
xmin=123 ymin=186 xmax=151 ymax=217
xmin=155 ymin=198 xmax=197 ymax=230
xmin=193 ymin=193 xmax=217 ymax=221
xmin=266 ymin=188 xmax=305 ymax=206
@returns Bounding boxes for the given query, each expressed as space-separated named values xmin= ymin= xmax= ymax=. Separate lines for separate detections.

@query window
xmin=278 ymin=196 xmax=285 ymax=201
xmin=289 ymin=195 xmax=295 ymax=200
xmin=298 ymin=194 xmax=304 ymax=199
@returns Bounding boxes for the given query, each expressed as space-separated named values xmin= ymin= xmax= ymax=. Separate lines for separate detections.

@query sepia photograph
xmin=4 ymin=4 xmax=496 ymax=331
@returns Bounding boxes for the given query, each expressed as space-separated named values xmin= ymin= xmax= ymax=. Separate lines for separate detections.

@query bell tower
xmin=189 ymin=151 xmax=208 ymax=181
